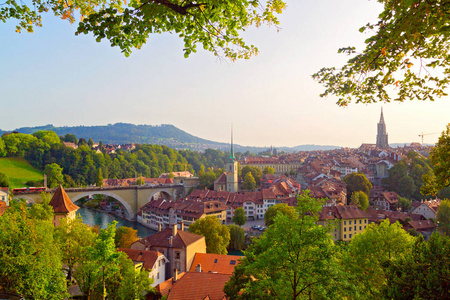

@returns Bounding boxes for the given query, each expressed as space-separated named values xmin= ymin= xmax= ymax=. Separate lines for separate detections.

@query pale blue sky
xmin=1 ymin=0 xmax=449 ymax=148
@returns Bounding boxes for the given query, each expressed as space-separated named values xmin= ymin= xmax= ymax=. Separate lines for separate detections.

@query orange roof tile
xmin=118 ymin=248 xmax=163 ymax=271
xmin=188 ymin=253 xmax=241 ymax=274
xmin=166 ymin=272 xmax=231 ymax=300
xmin=49 ymin=185 xmax=79 ymax=214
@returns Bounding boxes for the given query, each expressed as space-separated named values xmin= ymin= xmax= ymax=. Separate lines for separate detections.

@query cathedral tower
xmin=376 ymin=108 xmax=389 ymax=149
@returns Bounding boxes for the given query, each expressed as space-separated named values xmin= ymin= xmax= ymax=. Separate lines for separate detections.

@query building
xmin=370 ymin=191 xmax=399 ymax=211
xmin=118 ymin=248 xmax=169 ymax=286
xmin=0 ymin=187 xmax=9 ymax=206
xmin=188 ymin=253 xmax=241 ymax=274
xmin=376 ymin=108 xmax=389 ymax=149
xmin=411 ymin=199 xmax=441 ymax=220
xmin=49 ymin=185 xmax=79 ymax=227
xmin=318 ymin=205 xmax=370 ymax=242
xmin=130 ymin=226 xmax=206 ymax=279
xmin=138 ymin=198 xmax=228 ymax=230
xmin=240 ymin=156 xmax=303 ymax=176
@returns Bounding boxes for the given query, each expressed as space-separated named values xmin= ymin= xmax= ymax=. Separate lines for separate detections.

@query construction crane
xmin=418 ymin=132 xmax=439 ymax=144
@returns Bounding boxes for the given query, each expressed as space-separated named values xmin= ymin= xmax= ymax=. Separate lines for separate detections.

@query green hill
xmin=0 ymin=157 xmax=44 ymax=189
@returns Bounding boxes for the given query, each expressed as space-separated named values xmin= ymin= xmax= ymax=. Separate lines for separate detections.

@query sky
xmin=1 ymin=0 xmax=449 ymax=148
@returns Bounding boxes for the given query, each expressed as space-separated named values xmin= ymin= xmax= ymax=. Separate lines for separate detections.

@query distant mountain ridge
xmin=0 ymin=123 xmax=341 ymax=152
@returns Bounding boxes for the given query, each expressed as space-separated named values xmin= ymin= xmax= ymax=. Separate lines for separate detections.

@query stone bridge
xmin=13 ymin=185 xmax=185 ymax=220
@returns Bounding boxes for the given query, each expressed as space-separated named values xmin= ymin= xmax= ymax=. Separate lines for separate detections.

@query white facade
xmin=149 ymin=254 xmax=169 ymax=287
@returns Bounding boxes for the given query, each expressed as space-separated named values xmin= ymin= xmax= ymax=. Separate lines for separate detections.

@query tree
xmin=189 ymin=216 xmax=230 ymax=255
xmin=437 ymin=200 xmax=450 ymax=236
xmin=263 ymin=166 xmax=275 ymax=175
xmin=398 ymin=197 xmax=412 ymax=212
xmin=241 ymin=166 xmax=262 ymax=187
xmin=225 ymin=191 xmax=346 ymax=299
xmin=344 ymin=219 xmax=416 ymax=299
xmin=350 ymin=191 xmax=369 ymax=211
xmin=0 ymin=201 xmax=68 ymax=299
xmin=232 ymin=207 xmax=246 ymax=226
xmin=88 ymin=138 xmax=94 ymax=149
xmin=3 ymin=0 xmax=285 ymax=60
xmin=32 ymin=130 xmax=61 ymax=145
xmin=313 ymin=1 xmax=450 ymax=106
xmin=343 ymin=172 xmax=372 ymax=200
xmin=44 ymin=163 xmax=64 ymax=188
xmin=242 ymin=172 xmax=256 ymax=190
xmin=115 ymin=226 xmax=139 ymax=248
xmin=62 ymin=133 xmax=78 ymax=144
xmin=0 ymin=172 xmax=9 ymax=187
xmin=422 ymin=124 xmax=450 ymax=195
xmin=264 ymin=203 xmax=296 ymax=227
xmin=54 ymin=216 xmax=97 ymax=281
xmin=96 ymin=168 xmax=104 ymax=187
xmin=228 ymin=225 xmax=245 ymax=251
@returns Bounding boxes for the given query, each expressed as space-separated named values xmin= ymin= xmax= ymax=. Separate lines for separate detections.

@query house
xmin=404 ymin=219 xmax=436 ymax=240
xmin=0 ymin=187 xmax=9 ymax=206
xmin=371 ymin=191 xmax=399 ymax=211
xmin=49 ymin=185 xmax=79 ymax=227
xmin=411 ymin=199 xmax=441 ymax=220
xmin=156 ymin=271 xmax=231 ymax=300
xmin=188 ymin=253 xmax=241 ymax=274
xmin=130 ymin=225 xmax=206 ymax=279
xmin=318 ymin=205 xmax=370 ymax=242
xmin=138 ymin=199 xmax=228 ymax=231
xmin=118 ymin=248 xmax=169 ymax=286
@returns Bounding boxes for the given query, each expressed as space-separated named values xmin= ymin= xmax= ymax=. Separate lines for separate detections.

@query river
xmin=76 ymin=206 xmax=156 ymax=238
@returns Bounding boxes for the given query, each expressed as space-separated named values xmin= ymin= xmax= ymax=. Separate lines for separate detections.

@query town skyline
xmin=2 ymin=0 xmax=449 ymax=148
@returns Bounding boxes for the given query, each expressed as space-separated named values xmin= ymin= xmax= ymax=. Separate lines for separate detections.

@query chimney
xmin=195 ymin=264 xmax=202 ymax=273
xmin=169 ymin=236 xmax=173 ymax=247
xmin=180 ymin=221 xmax=184 ymax=231
xmin=158 ymin=223 xmax=162 ymax=232
xmin=172 ymin=224 xmax=178 ymax=236
xmin=173 ymin=269 xmax=178 ymax=283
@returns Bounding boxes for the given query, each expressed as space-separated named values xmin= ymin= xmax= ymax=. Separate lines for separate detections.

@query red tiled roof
xmin=166 ymin=272 xmax=231 ymax=300
xmin=138 ymin=227 xmax=204 ymax=249
xmin=49 ymin=185 xmax=79 ymax=214
xmin=118 ymin=248 xmax=162 ymax=271
xmin=188 ymin=253 xmax=241 ymax=274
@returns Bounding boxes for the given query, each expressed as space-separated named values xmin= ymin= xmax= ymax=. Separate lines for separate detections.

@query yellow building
xmin=318 ymin=205 xmax=370 ymax=242
xmin=240 ymin=156 xmax=303 ymax=176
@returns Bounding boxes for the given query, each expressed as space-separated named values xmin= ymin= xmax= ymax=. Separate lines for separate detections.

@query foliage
xmin=313 ymin=0 xmax=450 ymax=106
xmin=0 ymin=201 xmax=68 ymax=299
xmin=232 ymin=207 xmax=246 ymax=226
xmin=383 ymin=152 xmax=432 ymax=200
xmin=115 ymin=226 xmax=139 ymax=248
xmin=62 ymin=133 xmax=78 ymax=144
xmin=398 ymin=197 xmax=412 ymax=212
xmin=44 ymin=163 xmax=64 ymax=188
xmin=228 ymin=225 xmax=245 ymax=251
xmin=0 ymin=172 xmax=9 ymax=187
xmin=350 ymin=191 xmax=369 ymax=211
xmin=241 ymin=166 xmax=262 ymax=187
xmin=225 ymin=191 xmax=346 ymax=299
xmin=385 ymin=233 xmax=450 ymax=300
xmin=262 ymin=166 xmax=275 ymax=175
xmin=32 ymin=130 xmax=61 ymax=145
xmin=343 ymin=172 xmax=372 ymax=200
xmin=422 ymin=124 xmax=450 ymax=195
xmin=242 ymin=172 xmax=256 ymax=190
xmin=188 ymin=216 xmax=230 ymax=254
xmin=96 ymin=167 xmax=104 ymax=187
xmin=54 ymin=216 xmax=97 ymax=281
xmin=264 ymin=203 xmax=296 ymax=227
xmin=198 ymin=167 xmax=222 ymax=190
xmin=437 ymin=199 xmax=450 ymax=236
xmin=344 ymin=220 xmax=416 ymax=299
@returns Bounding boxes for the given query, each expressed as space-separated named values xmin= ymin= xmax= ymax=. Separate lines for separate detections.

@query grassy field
xmin=0 ymin=157 xmax=44 ymax=189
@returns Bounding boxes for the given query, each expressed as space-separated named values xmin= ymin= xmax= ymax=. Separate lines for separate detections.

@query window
xmin=344 ymin=221 xmax=346 ymax=225
xmin=157 ymin=272 xmax=160 ymax=280
xmin=230 ymin=260 xmax=236 ymax=265
xmin=349 ymin=220 xmax=352 ymax=225
xmin=359 ymin=226 xmax=362 ymax=230
xmin=349 ymin=227 xmax=352 ymax=231
xmin=349 ymin=234 xmax=352 ymax=238
xmin=365 ymin=219 xmax=367 ymax=224
xmin=354 ymin=226 xmax=356 ymax=231
xmin=344 ymin=234 xmax=347 ymax=239
xmin=214 ymin=259 xmax=218 ymax=263
xmin=175 ymin=252 xmax=180 ymax=260
xmin=344 ymin=227 xmax=346 ymax=232
xmin=359 ymin=220 xmax=362 ymax=224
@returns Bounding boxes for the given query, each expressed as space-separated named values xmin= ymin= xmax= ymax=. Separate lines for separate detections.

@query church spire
xmin=379 ymin=107 xmax=385 ymax=124
xmin=229 ymin=124 xmax=235 ymax=162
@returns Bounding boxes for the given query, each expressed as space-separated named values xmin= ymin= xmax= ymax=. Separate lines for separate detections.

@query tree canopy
xmin=343 ymin=172 xmax=372 ymax=200
xmin=264 ymin=202 xmax=296 ymax=227
xmin=350 ymin=191 xmax=369 ymax=211
xmin=188 ymin=216 xmax=230 ymax=254
xmin=437 ymin=200 xmax=450 ymax=236
xmin=313 ymin=0 xmax=450 ymax=106
xmin=3 ymin=0 xmax=285 ymax=59
xmin=232 ymin=207 xmax=247 ymax=226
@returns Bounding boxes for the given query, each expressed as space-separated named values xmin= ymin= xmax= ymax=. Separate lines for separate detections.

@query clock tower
xmin=225 ymin=127 xmax=239 ymax=192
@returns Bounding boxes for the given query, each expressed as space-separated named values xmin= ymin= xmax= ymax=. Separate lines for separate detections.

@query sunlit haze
xmin=1 ymin=0 xmax=449 ymax=148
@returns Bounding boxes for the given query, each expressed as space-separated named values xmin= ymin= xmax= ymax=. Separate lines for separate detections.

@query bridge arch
xmin=71 ymin=191 xmax=134 ymax=219
xmin=147 ymin=189 xmax=173 ymax=204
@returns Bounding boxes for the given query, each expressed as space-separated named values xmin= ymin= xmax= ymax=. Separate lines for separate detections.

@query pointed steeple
xmin=229 ymin=125 xmax=235 ymax=162
xmin=49 ymin=185 xmax=79 ymax=214
xmin=379 ymin=107 xmax=385 ymax=124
